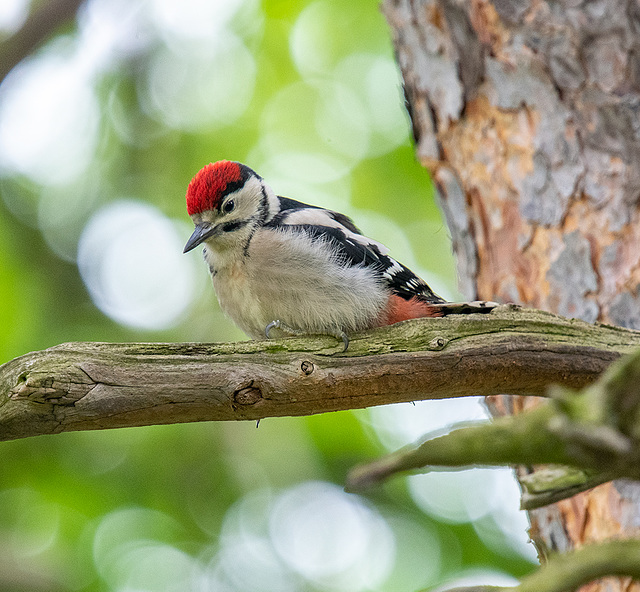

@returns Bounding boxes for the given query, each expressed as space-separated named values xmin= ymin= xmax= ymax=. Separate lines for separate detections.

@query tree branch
xmin=439 ymin=539 xmax=640 ymax=592
xmin=0 ymin=0 xmax=85 ymax=83
xmin=1 ymin=306 xmax=639 ymax=442
xmin=347 ymin=342 xmax=640 ymax=508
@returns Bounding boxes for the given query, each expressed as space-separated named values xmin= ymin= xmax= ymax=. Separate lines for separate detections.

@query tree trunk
xmin=384 ymin=0 xmax=640 ymax=587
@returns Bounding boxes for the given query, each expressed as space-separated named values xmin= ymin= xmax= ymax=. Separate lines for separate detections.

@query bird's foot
xmin=265 ymin=319 xmax=302 ymax=338
xmin=265 ymin=321 xmax=349 ymax=352
xmin=333 ymin=330 xmax=349 ymax=352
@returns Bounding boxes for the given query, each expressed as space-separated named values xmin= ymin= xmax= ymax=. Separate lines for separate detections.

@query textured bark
xmin=383 ymin=0 xmax=640 ymax=584
xmin=1 ymin=307 xmax=636 ymax=442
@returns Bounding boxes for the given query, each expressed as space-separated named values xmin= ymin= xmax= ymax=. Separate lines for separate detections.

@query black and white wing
xmin=268 ymin=197 xmax=445 ymax=304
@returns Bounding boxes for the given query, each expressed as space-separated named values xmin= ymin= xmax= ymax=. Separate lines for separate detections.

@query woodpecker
xmin=183 ymin=161 xmax=495 ymax=349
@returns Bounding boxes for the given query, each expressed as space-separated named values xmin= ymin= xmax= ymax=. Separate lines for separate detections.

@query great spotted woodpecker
xmin=183 ymin=161 xmax=495 ymax=349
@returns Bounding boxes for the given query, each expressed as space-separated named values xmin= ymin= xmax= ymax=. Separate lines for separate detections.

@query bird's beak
xmin=183 ymin=223 xmax=217 ymax=253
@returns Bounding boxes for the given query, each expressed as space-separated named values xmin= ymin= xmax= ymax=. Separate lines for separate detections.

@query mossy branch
xmin=1 ymin=305 xmax=639 ymax=442
xmin=347 ymin=342 xmax=640 ymax=509
xmin=435 ymin=539 xmax=640 ymax=592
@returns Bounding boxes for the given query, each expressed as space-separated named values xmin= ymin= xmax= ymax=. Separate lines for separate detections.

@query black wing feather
xmin=286 ymin=223 xmax=444 ymax=304
xmin=272 ymin=196 xmax=363 ymax=234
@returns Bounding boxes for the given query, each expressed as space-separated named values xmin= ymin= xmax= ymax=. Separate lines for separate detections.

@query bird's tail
xmin=424 ymin=300 xmax=499 ymax=316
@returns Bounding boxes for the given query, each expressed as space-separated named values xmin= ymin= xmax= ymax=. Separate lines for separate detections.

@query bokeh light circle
xmin=0 ymin=45 xmax=100 ymax=185
xmin=77 ymin=200 xmax=197 ymax=329
xmin=141 ymin=35 xmax=255 ymax=132
xmin=269 ymin=481 xmax=395 ymax=590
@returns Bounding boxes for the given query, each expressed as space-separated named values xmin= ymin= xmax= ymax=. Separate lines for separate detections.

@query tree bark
xmin=383 ymin=0 xmax=640 ymax=584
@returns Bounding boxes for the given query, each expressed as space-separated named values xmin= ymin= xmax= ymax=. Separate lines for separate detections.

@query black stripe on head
xmin=216 ymin=164 xmax=257 ymax=211
xmin=257 ymin=184 xmax=271 ymax=223
xmin=222 ymin=219 xmax=250 ymax=233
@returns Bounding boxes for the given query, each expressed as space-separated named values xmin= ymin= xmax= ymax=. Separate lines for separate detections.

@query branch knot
xmin=233 ymin=383 xmax=263 ymax=406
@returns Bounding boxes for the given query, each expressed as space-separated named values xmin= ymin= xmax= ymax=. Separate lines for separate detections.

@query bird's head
xmin=183 ymin=161 xmax=275 ymax=253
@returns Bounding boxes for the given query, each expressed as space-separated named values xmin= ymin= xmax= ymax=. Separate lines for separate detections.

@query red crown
xmin=186 ymin=161 xmax=243 ymax=216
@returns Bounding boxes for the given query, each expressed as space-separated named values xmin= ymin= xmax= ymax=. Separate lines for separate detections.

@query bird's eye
xmin=222 ymin=199 xmax=235 ymax=214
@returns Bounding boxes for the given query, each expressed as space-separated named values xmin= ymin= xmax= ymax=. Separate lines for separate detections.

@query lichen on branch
xmin=347 ymin=346 xmax=640 ymax=509
xmin=0 ymin=306 xmax=639 ymax=442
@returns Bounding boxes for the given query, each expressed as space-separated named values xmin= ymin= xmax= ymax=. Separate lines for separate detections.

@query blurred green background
xmin=0 ymin=0 xmax=536 ymax=590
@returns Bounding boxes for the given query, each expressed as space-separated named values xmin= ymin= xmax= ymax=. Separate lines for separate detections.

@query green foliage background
xmin=0 ymin=0 xmax=535 ymax=590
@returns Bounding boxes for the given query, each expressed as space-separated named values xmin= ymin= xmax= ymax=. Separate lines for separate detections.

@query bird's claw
xmin=265 ymin=320 xmax=349 ymax=352
xmin=265 ymin=320 xmax=300 ymax=338
xmin=265 ymin=320 xmax=281 ymax=339
xmin=337 ymin=331 xmax=349 ymax=352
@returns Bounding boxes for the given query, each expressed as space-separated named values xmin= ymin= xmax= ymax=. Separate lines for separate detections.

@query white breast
xmin=244 ymin=227 xmax=388 ymax=336
xmin=204 ymin=227 xmax=388 ymax=338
